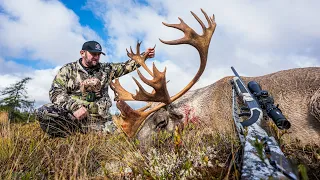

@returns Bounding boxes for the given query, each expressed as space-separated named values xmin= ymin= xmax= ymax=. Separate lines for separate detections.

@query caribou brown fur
xmin=135 ymin=67 xmax=320 ymax=145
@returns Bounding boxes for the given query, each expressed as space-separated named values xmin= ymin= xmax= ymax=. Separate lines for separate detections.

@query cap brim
xmin=87 ymin=50 xmax=106 ymax=56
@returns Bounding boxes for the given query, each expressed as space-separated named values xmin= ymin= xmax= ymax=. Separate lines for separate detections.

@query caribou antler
xmin=110 ymin=9 xmax=216 ymax=137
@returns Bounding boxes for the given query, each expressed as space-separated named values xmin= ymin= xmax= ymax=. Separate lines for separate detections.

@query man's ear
xmin=80 ymin=50 xmax=86 ymax=57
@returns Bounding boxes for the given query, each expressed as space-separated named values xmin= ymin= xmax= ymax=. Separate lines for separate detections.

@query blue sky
xmin=0 ymin=0 xmax=319 ymax=110
xmin=62 ymin=0 xmax=107 ymax=41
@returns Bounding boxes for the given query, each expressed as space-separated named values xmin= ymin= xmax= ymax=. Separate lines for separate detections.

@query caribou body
xmin=135 ymin=67 xmax=320 ymax=145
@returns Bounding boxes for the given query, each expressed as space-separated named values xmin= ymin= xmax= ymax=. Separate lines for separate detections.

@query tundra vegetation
xmin=0 ymin=110 xmax=319 ymax=179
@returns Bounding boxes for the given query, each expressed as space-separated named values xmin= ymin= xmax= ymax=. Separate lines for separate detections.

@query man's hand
xmin=73 ymin=106 xmax=88 ymax=120
xmin=145 ymin=47 xmax=155 ymax=58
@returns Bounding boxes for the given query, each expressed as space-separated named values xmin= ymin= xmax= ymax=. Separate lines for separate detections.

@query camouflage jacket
xmin=49 ymin=58 xmax=140 ymax=118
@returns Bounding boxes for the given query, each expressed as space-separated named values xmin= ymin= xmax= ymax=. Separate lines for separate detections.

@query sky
xmin=0 ymin=0 xmax=319 ymax=113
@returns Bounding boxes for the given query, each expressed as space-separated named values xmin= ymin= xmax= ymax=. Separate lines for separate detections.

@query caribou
xmin=110 ymin=9 xmax=320 ymax=146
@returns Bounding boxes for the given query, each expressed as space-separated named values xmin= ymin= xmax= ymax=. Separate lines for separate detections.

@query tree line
xmin=0 ymin=77 xmax=35 ymax=122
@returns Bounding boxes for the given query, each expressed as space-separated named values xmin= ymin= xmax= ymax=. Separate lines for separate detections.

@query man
xmin=36 ymin=40 xmax=155 ymax=137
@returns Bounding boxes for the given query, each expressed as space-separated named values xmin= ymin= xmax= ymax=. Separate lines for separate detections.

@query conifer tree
xmin=0 ymin=77 xmax=34 ymax=121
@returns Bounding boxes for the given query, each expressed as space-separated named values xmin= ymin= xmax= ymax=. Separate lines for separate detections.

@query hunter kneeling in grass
xmin=36 ymin=41 xmax=155 ymax=137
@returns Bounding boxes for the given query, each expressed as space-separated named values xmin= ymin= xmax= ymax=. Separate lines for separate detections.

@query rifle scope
xmin=247 ymin=81 xmax=291 ymax=130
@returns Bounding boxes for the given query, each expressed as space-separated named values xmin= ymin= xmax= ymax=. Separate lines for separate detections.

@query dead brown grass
xmin=0 ymin=111 xmax=8 ymax=125
xmin=0 ymin=111 xmax=10 ymax=138
xmin=0 ymin=121 xmax=240 ymax=179
xmin=0 ymin=118 xmax=319 ymax=179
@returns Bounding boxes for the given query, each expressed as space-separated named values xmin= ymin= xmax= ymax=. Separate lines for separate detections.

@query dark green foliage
xmin=0 ymin=77 xmax=35 ymax=122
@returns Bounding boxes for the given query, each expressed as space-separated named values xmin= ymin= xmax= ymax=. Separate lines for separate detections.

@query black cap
xmin=82 ymin=41 xmax=105 ymax=55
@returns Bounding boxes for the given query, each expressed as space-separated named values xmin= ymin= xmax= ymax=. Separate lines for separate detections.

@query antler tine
xmin=131 ymin=66 xmax=171 ymax=104
xmin=191 ymin=11 xmax=206 ymax=32
xmin=160 ymin=18 xmax=189 ymax=45
xmin=130 ymin=46 xmax=134 ymax=54
xmin=191 ymin=9 xmax=214 ymax=33
xmin=132 ymin=76 xmax=155 ymax=99
xmin=162 ymin=17 xmax=185 ymax=31
xmin=136 ymin=41 xmax=141 ymax=55
xmin=137 ymin=63 xmax=167 ymax=89
xmin=201 ymin=8 xmax=214 ymax=27
xmin=126 ymin=41 xmax=153 ymax=77
xmin=110 ymin=79 xmax=135 ymax=101
xmin=137 ymin=102 xmax=152 ymax=112
xmin=113 ymin=100 xmax=154 ymax=137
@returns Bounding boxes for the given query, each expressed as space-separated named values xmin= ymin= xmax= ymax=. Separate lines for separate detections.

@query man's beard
xmin=84 ymin=53 xmax=98 ymax=67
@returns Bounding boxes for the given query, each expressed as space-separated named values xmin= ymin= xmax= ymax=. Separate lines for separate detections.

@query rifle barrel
xmin=231 ymin=66 xmax=240 ymax=77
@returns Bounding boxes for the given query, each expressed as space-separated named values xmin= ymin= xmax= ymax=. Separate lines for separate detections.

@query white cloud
xmin=27 ymin=67 xmax=61 ymax=106
xmin=0 ymin=57 xmax=33 ymax=74
xmin=0 ymin=0 xmax=108 ymax=65
xmin=0 ymin=64 xmax=59 ymax=108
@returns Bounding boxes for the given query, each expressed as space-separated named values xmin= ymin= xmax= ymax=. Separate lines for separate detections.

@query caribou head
xmin=110 ymin=9 xmax=216 ymax=138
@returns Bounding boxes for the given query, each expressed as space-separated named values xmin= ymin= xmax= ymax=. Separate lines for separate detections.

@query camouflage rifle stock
xmin=230 ymin=66 xmax=297 ymax=180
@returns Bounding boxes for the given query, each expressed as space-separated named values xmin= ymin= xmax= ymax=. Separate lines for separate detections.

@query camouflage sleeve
xmin=110 ymin=58 xmax=141 ymax=79
xmin=49 ymin=66 xmax=83 ymax=112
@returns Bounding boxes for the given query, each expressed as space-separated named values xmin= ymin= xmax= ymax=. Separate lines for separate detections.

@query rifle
xmin=230 ymin=66 xmax=298 ymax=180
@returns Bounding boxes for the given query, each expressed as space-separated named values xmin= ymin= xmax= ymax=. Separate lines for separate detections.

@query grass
xmin=265 ymin=120 xmax=320 ymax=179
xmin=0 ymin=112 xmax=319 ymax=179
xmin=0 ymin=113 xmax=239 ymax=179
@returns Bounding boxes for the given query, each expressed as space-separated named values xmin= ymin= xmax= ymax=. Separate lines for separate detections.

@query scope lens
xmin=275 ymin=118 xmax=291 ymax=130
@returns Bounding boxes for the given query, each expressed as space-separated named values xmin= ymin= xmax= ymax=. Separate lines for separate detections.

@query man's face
xmin=81 ymin=50 xmax=101 ymax=67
